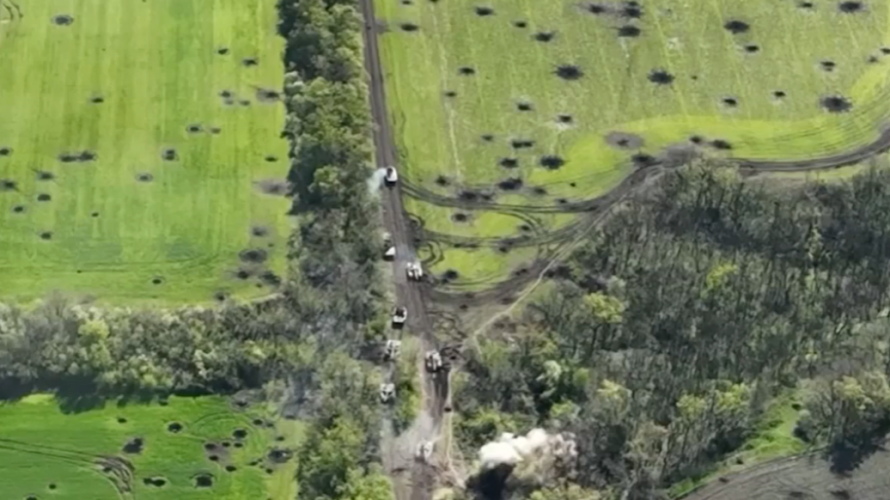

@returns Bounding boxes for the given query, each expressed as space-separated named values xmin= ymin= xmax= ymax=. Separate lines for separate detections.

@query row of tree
xmin=453 ymin=162 xmax=890 ymax=499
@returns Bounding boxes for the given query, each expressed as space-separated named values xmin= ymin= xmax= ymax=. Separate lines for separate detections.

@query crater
xmin=511 ymin=139 xmax=534 ymax=149
xmin=605 ymin=131 xmax=644 ymax=149
xmin=37 ymin=193 xmax=52 ymax=202
xmin=451 ymin=212 xmax=469 ymax=223
xmin=534 ymin=31 xmax=555 ymax=42
xmin=540 ymin=155 xmax=565 ymax=170
xmin=499 ymin=157 xmax=519 ymax=168
xmin=617 ymin=25 xmax=641 ymax=37
xmin=161 ymin=148 xmax=178 ymax=161
xmin=711 ymin=139 xmax=733 ymax=150
xmin=648 ymin=69 xmax=674 ymax=85
xmin=136 ymin=173 xmax=153 ymax=183
xmin=724 ymin=20 xmax=750 ymax=34
xmin=143 ymin=477 xmax=167 ymax=487
xmin=838 ymin=1 xmax=864 ymax=13
xmin=497 ymin=177 xmax=523 ymax=190
xmin=167 ymin=422 xmax=183 ymax=433
xmin=52 ymin=14 xmax=74 ymax=26
xmin=513 ymin=20 xmax=528 ymax=28
xmin=821 ymin=60 xmax=836 ymax=72
xmin=516 ymin=101 xmax=533 ymax=111
xmin=193 ymin=474 xmax=214 ymax=488
xmin=555 ymin=65 xmax=583 ymax=80
xmin=458 ymin=66 xmax=476 ymax=75
xmin=400 ymin=23 xmax=419 ymax=32
xmin=122 ymin=437 xmax=144 ymax=454
xmin=242 ymin=57 xmax=259 ymax=67
xmin=475 ymin=6 xmax=494 ymax=16
xmin=821 ymin=95 xmax=852 ymax=113
xmin=239 ymin=249 xmax=268 ymax=264
xmin=0 ymin=147 xmax=11 ymax=156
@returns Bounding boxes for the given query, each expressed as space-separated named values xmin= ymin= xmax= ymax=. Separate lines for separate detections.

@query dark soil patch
xmin=53 ymin=14 xmax=74 ymax=26
xmin=621 ymin=1 xmax=643 ymax=18
xmin=481 ymin=134 xmax=495 ymax=142
xmin=12 ymin=205 xmax=25 ymax=214
xmin=1 ymin=179 xmax=16 ymax=191
xmin=0 ymin=147 xmax=11 ymax=156
xmin=443 ymin=269 xmax=460 ymax=281
xmin=516 ymin=101 xmax=533 ymax=111
xmin=167 ymin=422 xmax=183 ymax=433
xmin=744 ymin=44 xmax=760 ymax=53
xmin=152 ymin=277 xmax=163 ymax=285
xmin=186 ymin=124 xmax=203 ymax=134
xmin=400 ymin=23 xmax=419 ymax=32
xmin=194 ymin=474 xmax=213 ymax=488
xmin=499 ymin=157 xmax=519 ymax=168
xmin=605 ymin=131 xmax=644 ymax=149
xmin=722 ymin=97 xmax=738 ymax=107
xmin=239 ymin=249 xmax=268 ymax=264
xmin=838 ymin=1 xmax=864 ymax=13
xmin=513 ymin=20 xmax=528 ymax=28
xmin=617 ymin=25 xmax=641 ymax=37
xmin=534 ymin=31 xmax=555 ymax=42
xmin=39 ymin=232 xmax=53 ymax=241
xmin=36 ymin=171 xmax=55 ymax=181
xmin=451 ymin=212 xmax=469 ymax=223
xmin=511 ymin=139 xmax=534 ymax=149
xmin=90 ymin=96 xmax=105 ymax=104
xmin=497 ymin=177 xmax=523 ymax=190
xmin=161 ymin=148 xmax=177 ymax=161
xmin=136 ymin=173 xmax=153 ymax=183
xmin=143 ymin=477 xmax=167 ymax=487
xmin=557 ymin=114 xmax=573 ymax=124
xmin=711 ymin=139 xmax=733 ymax=150
xmin=37 ymin=193 xmax=51 ymax=202
xmin=555 ymin=65 xmax=583 ymax=80
xmin=821 ymin=60 xmax=836 ymax=72
xmin=648 ymin=69 xmax=674 ymax=85
xmin=632 ymin=153 xmax=658 ymax=167
xmin=242 ymin=57 xmax=259 ymax=67
xmin=724 ymin=20 xmax=750 ymax=34
xmin=475 ymin=6 xmax=494 ymax=16
xmin=217 ymin=47 xmax=229 ymax=55
xmin=458 ymin=66 xmax=476 ymax=75
xmin=821 ymin=95 xmax=852 ymax=113
xmin=122 ymin=437 xmax=144 ymax=454
xmin=540 ymin=155 xmax=565 ymax=170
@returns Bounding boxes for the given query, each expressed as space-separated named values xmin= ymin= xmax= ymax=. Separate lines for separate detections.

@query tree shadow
xmin=828 ymin=425 xmax=890 ymax=475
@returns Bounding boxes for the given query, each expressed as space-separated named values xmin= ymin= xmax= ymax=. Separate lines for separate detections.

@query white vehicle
xmin=406 ymin=261 xmax=423 ymax=281
xmin=384 ymin=166 xmax=398 ymax=185
xmin=384 ymin=339 xmax=402 ymax=360
xmin=416 ymin=441 xmax=434 ymax=462
xmin=424 ymin=350 xmax=443 ymax=372
xmin=392 ymin=307 xmax=408 ymax=326
xmin=384 ymin=246 xmax=396 ymax=260
xmin=379 ymin=383 xmax=395 ymax=403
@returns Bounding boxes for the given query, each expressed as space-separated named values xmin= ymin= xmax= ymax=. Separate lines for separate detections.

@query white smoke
xmin=367 ymin=168 xmax=386 ymax=196
xmin=478 ymin=428 xmax=574 ymax=471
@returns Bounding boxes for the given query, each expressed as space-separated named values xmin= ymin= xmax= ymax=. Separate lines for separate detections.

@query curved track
xmin=358 ymin=1 xmax=890 ymax=499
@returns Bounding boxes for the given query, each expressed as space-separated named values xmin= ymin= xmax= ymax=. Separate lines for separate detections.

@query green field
xmin=0 ymin=394 xmax=303 ymax=500
xmin=376 ymin=0 xmax=890 ymax=287
xmin=0 ymin=0 xmax=291 ymax=303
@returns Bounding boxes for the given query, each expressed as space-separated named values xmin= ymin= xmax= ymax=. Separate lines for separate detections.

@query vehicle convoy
xmin=424 ymin=350 xmax=443 ymax=372
xmin=379 ymin=383 xmax=395 ymax=403
xmin=406 ymin=261 xmax=423 ymax=280
xmin=392 ymin=307 xmax=408 ymax=326
xmin=384 ymin=166 xmax=398 ymax=185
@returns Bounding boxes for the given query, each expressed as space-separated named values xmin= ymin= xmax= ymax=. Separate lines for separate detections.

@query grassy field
xmin=0 ymin=394 xmax=303 ymax=500
xmin=376 ymin=0 xmax=890 ymax=287
xmin=0 ymin=0 xmax=291 ymax=303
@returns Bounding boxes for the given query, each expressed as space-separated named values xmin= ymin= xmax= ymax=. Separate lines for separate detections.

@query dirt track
xmin=357 ymin=0 xmax=890 ymax=498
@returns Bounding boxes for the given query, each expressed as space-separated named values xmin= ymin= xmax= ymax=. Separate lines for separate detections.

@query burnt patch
xmin=555 ymin=65 xmax=583 ymax=80
xmin=821 ymin=60 xmax=836 ymax=72
xmin=161 ymin=148 xmax=178 ymax=161
xmin=499 ymin=157 xmax=519 ymax=168
xmin=540 ymin=155 xmax=565 ymax=170
xmin=617 ymin=25 xmax=641 ymax=37
xmin=838 ymin=1 xmax=864 ymax=13
xmin=36 ymin=171 xmax=55 ymax=181
xmin=242 ymin=57 xmax=259 ymax=67
xmin=52 ymin=14 xmax=74 ymax=26
xmin=451 ymin=212 xmax=469 ymax=223
xmin=122 ymin=437 xmax=144 ymax=454
xmin=475 ymin=6 xmax=494 ymax=16
xmin=534 ymin=31 xmax=555 ymax=42
xmin=186 ymin=124 xmax=203 ymax=134
xmin=193 ymin=474 xmax=214 ymax=488
xmin=434 ymin=175 xmax=451 ymax=186
xmin=516 ymin=101 xmax=533 ymax=111
xmin=605 ymin=131 xmax=644 ymax=149
xmin=821 ymin=95 xmax=852 ymax=113
xmin=136 ymin=173 xmax=154 ymax=183
xmin=497 ymin=177 xmax=523 ymax=190
xmin=239 ymin=249 xmax=268 ymax=264
xmin=39 ymin=232 xmax=53 ymax=241
xmin=143 ymin=477 xmax=167 ymax=487
xmin=458 ymin=66 xmax=476 ymax=75
xmin=513 ymin=20 xmax=528 ymax=28
xmin=256 ymin=88 xmax=281 ymax=102
xmin=722 ymin=97 xmax=738 ymax=107
xmin=400 ymin=23 xmax=419 ymax=32
xmin=36 ymin=193 xmax=51 ymax=202
xmin=724 ymin=20 xmax=750 ymax=34
xmin=648 ymin=69 xmax=674 ymax=85
xmin=511 ymin=139 xmax=534 ymax=149
xmin=711 ymin=139 xmax=733 ymax=150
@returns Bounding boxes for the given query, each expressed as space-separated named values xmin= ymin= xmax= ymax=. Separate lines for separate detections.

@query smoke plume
xmin=367 ymin=168 xmax=387 ymax=196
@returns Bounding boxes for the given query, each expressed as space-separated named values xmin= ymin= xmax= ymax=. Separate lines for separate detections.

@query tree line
xmin=454 ymin=162 xmax=890 ymax=499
